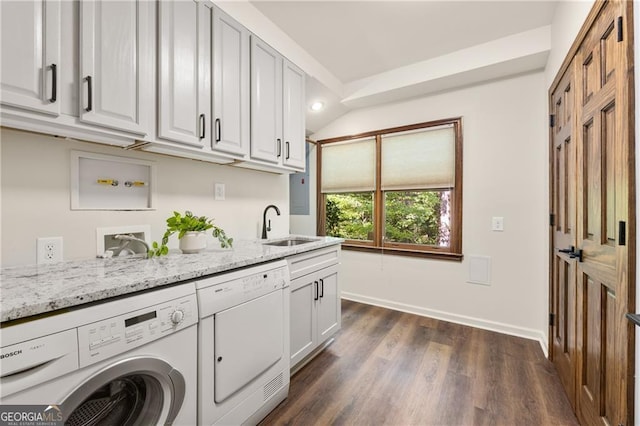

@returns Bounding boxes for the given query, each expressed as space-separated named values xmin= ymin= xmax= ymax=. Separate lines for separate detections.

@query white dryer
xmin=196 ymin=260 xmax=290 ymax=425
xmin=0 ymin=283 xmax=198 ymax=425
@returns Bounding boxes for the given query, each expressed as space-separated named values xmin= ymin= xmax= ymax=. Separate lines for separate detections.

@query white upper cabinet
xmin=212 ymin=7 xmax=249 ymax=157
xmin=1 ymin=0 xmax=61 ymax=115
xmin=249 ymin=35 xmax=306 ymax=171
xmin=79 ymin=0 xmax=152 ymax=135
xmin=157 ymin=0 xmax=211 ymax=148
xmin=250 ymin=36 xmax=283 ymax=164
xmin=282 ymin=60 xmax=305 ymax=170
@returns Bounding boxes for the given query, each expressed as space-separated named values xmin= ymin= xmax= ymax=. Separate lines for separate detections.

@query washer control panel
xmin=77 ymin=293 xmax=197 ymax=368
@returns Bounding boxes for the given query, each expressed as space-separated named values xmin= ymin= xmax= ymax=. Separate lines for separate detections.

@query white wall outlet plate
xmin=37 ymin=237 xmax=63 ymax=264
xmin=492 ymin=216 xmax=504 ymax=231
xmin=215 ymin=183 xmax=225 ymax=201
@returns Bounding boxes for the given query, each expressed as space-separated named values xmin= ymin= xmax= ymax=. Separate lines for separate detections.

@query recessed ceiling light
xmin=310 ymin=101 xmax=324 ymax=111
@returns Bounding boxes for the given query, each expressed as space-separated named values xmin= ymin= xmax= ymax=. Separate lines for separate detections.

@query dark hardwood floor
xmin=261 ymin=299 xmax=579 ymax=426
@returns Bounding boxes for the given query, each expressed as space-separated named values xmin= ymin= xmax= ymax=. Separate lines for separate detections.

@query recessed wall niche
xmin=70 ymin=150 xmax=156 ymax=210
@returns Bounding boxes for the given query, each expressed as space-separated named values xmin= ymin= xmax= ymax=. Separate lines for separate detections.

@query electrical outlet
xmin=37 ymin=237 xmax=63 ymax=264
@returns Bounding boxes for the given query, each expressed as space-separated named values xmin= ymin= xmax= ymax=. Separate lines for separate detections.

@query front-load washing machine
xmin=0 ymin=282 xmax=198 ymax=425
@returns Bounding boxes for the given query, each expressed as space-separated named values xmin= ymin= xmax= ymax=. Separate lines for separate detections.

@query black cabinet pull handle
xmin=319 ymin=278 xmax=324 ymax=298
xmin=277 ymin=139 xmax=282 ymax=157
xmin=199 ymin=114 xmax=206 ymax=139
xmin=49 ymin=64 xmax=57 ymax=103
xmin=314 ymin=281 xmax=319 ymax=301
xmin=286 ymin=141 xmax=290 ymax=159
xmin=215 ymin=118 xmax=221 ymax=142
xmin=84 ymin=76 xmax=93 ymax=112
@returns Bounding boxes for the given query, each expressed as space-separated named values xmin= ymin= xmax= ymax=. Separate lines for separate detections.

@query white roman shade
xmin=321 ymin=137 xmax=376 ymax=193
xmin=381 ymin=125 xmax=455 ymax=191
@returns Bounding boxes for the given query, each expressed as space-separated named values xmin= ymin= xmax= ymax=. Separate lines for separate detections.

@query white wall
xmin=0 ymin=128 xmax=290 ymax=266
xmin=308 ymin=71 xmax=549 ymax=347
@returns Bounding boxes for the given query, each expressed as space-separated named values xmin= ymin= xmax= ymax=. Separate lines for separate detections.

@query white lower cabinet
xmin=288 ymin=246 xmax=341 ymax=369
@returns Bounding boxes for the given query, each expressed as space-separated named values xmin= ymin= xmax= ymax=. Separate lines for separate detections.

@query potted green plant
xmin=148 ymin=211 xmax=233 ymax=257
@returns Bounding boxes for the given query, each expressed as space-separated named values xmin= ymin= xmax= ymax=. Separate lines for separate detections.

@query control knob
xmin=170 ymin=309 xmax=185 ymax=326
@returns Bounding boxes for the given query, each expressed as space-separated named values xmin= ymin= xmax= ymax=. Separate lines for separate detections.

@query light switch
xmin=492 ymin=217 xmax=504 ymax=231
xmin=215 ymin=183 xmax=225 ymax=201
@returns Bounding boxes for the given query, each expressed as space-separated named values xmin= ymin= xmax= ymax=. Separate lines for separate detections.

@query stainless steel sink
xmin=263 ymin=237 xmax=320 ymax=247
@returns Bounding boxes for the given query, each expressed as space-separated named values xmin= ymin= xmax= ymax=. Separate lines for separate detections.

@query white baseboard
xmin=341 ymin=291 xmax=549 ymax=357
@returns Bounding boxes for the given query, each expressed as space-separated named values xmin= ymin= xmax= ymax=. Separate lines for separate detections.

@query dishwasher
xmin=196 ymin=260 xmax=290 ymax=425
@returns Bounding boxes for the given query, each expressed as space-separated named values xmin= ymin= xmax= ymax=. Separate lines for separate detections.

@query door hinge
xmin=550 ymin=213 xmax=555 ymax=227
xmin=617 ymin=16 xmax=623 ymax=42
xmin=549 ymin=114 xmax=555 ymax=128
xmin=549 ymin=313 xmax=555 ymax=326
xmin=619 ymin=221 xmax=626 ymax=245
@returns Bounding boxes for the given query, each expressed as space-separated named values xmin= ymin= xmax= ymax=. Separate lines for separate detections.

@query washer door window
xmin=61 ymin=357 xmax=185 ymax=426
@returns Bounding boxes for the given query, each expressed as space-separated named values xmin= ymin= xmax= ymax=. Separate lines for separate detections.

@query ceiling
xmin=249 ymin=1 xmax=559 ymax=134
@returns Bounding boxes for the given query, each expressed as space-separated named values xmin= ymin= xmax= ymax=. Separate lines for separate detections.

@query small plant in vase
xmin=148 ymin=211 xmax=233 ymax=257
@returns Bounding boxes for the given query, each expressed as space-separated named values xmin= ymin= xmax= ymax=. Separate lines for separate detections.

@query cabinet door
xmin=290 ymin=276 xmax=316 ymax=366
xmin=317 ymin=265 xmax=340 ymax=341
xmin=79 ymin=0 xmax=150 ymax=135
xmin=212 ymin=7 xmax=249 ymax=157
xmin=1 ymin=0 xmax=60 ymax=115
xmin=282 ymin=60 xmax=305 ymax=170
xmin=158 ymin=0 xmax=210 ymax=147
xmin=250 ymin=36 xmax=282 ymax=163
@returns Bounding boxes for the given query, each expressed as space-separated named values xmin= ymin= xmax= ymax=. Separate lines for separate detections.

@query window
xmin=317 ymin=118 xmax=463 ymax=260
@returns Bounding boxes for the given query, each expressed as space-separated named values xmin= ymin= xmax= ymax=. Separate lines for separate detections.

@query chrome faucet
xmin=261 ymin=205 xmax=281 ymax=239
xmin=114 ymin=234 xmax=150 ymax=257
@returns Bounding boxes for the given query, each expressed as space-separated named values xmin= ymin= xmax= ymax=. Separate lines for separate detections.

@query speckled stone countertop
xmin=0 ymin=236 xmax=342 ymax=323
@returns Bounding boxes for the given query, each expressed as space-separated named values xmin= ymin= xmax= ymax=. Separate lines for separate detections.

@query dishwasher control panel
xmin=196 ymin=260 xmax=290 ymax=317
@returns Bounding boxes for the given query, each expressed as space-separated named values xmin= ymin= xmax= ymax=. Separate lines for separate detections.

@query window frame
xmin=317 ymin=117 xmax=463 ymax=261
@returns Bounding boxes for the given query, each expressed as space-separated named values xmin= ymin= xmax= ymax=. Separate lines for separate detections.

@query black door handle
xmin=559 ymin=246 xmax=582 ymax=262
xmin=84 ymin=76 xmax=93 ymax=112
xmin=314 ymin=281 xmax=319 ymax=301
xmin=215 ymin=118 xmax=221 ymax=142
xmin=319 ymin=278 xmax=324 ymax=298
xmin=286 ymin=141 xmax=290 ymax=159
xmin=199 ymin=114 xmax=206 ymax=140
xmin=49 ymin=64 xmax=57 ymax=103
xmin=277 ymin=139 xmax=282 ymax=157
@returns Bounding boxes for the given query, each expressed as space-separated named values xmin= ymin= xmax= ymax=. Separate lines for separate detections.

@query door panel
xmin=80 ymin=0 xmax=148 ymax=134
xmin=317 ymin=266 xmax=340 ymax=341
xmin=290 ymin=279 xmax=315 ymax=366
xmin=550 ymin=61 xmax=577 ymax=409
xmin=250 ymin=36 xmax=282 ymax=163
xmin=573 ymin=1 xmax=631 ymax=425
xmin=549 ymin=2 xmax=633 ymax=425
xmin=0 ymin=0 xmax=60 ymax=115
xmin=214 ymin=290 xmax=283 ymax=403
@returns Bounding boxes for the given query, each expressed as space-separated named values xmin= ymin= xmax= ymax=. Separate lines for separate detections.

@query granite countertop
xmin=0 ymin=236 xmax=342 ymax=324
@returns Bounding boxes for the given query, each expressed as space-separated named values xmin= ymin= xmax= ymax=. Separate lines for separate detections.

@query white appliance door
xmin=214 ymin=289 xmax=283 ymax=403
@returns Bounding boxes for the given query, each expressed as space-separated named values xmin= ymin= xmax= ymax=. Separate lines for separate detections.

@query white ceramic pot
xmin=179 ymin=231 xmax=207 ymax=254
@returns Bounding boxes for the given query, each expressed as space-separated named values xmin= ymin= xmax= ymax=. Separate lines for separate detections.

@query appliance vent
xmin=263 ymin=372 xmax=284 ymax=401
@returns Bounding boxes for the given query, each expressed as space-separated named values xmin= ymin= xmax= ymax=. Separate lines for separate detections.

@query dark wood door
xmin=550 ymin=59 xmax=578 ymax=410
xmin=574 ymin=2 xmax=632 ymax=424
xmin=549 ymin=1 xmax=634 ymax=425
